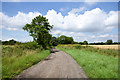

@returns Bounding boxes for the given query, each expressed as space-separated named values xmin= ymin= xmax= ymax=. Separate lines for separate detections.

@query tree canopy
xmin=2 ymin=39 xmax=17 ymax=45
xmin=106 ymin=39 xmax=113 ymax=45
xmin=57 ymin=35 xmax=74 ymax=44
xmin=51 ymin=37 xmax=59 ymax=46
xmin=83 ymin=41 xmax=88 ymax=45
xmin=23 ymin=15 xmax=53 ymax=49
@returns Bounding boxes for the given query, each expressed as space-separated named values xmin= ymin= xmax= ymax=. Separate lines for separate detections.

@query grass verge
xmin=2 ymin=45 xmax=50 ymax=79
xmin=56 ymin=46 xmax=118 ymax=78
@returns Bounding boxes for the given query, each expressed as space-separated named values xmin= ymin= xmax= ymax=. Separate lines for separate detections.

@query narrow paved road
xmin=17 ymin=49 xmax=87 ymax=78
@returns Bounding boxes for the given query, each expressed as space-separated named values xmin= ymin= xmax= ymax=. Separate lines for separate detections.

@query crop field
xmin=56 ymin=44 xmax=118 ymax=78
xmin=87 ymin=45 xmax=118 ymax=50
xmin=60 ymin=44 xmax=119 ymax=50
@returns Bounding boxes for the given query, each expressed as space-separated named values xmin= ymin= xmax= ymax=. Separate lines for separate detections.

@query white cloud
xmin=51 ymin=30 xmax=85 ymax=37
xmin=104 ymin=11 xmax=118 ymax=27
xmin=51 ymin=29 xmax=118 ymax=42
xmin=1 ymin=11 xmax=41 ymax=30
xmin=45 ymin=9 xmax=64 ymax=30
xmin=1 ymin=8 xmax=118 ymax=32
xmin=99 ymin=34 xmax=110 ymax=38
xmin=93 ymin=34 xmax=118 ymax=42
xmin=1 ymin=7 xmax=118 ymax=42
xmin=76 ymin=34 xmax=118 ymax=42
xmin=45 ymin=8 xmax=118 ymax=33
xmin=6 ymin=38 xmax=18 ymax=41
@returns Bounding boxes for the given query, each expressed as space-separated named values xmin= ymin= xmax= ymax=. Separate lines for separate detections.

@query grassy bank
xmin=2 ymin=44 xmax=50 ymax=79
xmin=57 ymin=45 xmax=118 ymax=78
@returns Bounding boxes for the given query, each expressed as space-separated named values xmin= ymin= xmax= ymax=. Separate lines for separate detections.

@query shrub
xmin=18 ymin=42 xmax=43 ymax=50
xmin=74 ymin=45 xmax=89 ymax=49
xmin=2 ymin=42 xmax=44 ymax=58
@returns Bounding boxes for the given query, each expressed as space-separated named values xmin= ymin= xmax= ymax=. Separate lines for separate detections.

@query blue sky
xmin=2 ymin=2 xmax=118 ymax=16
xmin=1 ymin=1 xmax=118 ymax=43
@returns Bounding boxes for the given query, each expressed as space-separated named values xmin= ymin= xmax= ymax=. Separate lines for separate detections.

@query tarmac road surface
xmin=17 ymin=49 xmax=87 ymax=78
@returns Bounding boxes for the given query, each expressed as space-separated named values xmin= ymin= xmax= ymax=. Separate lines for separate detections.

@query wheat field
xmin=88 ymin=45 xmax=118 ymax=50
xmin=59 ymin=44 xmax=119 ymax=50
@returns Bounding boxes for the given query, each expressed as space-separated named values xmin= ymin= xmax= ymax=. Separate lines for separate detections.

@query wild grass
xmin=58 ymin=45 xmax=118 ymax=57
xmin=56 ymin=45 xmax=118 ymax=78
xmin=2 ymin=44 xmax=50 ymax=79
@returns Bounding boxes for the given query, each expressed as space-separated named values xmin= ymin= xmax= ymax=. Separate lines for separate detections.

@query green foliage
xmin=79 ymin=42 xmax=84 ymax=45
xmin=2 ymin=42 xmax=43 ymax=58
xmin=23 ymin=15 xmax=53 ymax=49
xmin=0 ymin=40 xmax=1 ymax=45
xmin=51 ymin=37 xmax=59 ymax=46
xmin=106 ymin=39 xmax=113 ymax=45
xmin=89 ymin=42 xmax=105 ymax=45
xmin=83 ymin=41 xmax=88 ymax=45
xmin=57 ymin=46 xmax=118 ymax=78
xmin=73 ymin=42 xmax=78 ymax=44
xmin=78 ymin=41 xmax=88 ymax=45
xmin=57 ymin=35 xmax=74 ymax=44
xmin=2 ymin=39 xmax=20 ymax=45
xmin=18 ymin=42 xmax=42 ymax=50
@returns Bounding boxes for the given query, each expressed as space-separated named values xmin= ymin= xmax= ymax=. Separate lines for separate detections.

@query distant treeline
xmin=80 ymin=39 xmax=119 ymax=45
xmin=0 ymin=35 xmax=76 ymax=46
xmin=1 ymin=37 xmax=119 ymax=46
xmin=89 ymin=42 xmax=119 ymax=45
xmin=52 ymin=37 xmax=119 ymax=45
xmin=1 ymin=39 xmax=21 ymax=45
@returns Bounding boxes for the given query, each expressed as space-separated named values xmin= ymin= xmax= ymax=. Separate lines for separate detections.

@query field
xmin=60 ymin=44 xmax=119 ymax=50
xmin=2 ymin=44 xmax=50 ymax=79
xmin=56 ymin=45 xmax=118 ymax=78
xmin=1 ymin=44 xmax=119 ymax=79
xmin=87 ymin=45 xmax=118 ymax=50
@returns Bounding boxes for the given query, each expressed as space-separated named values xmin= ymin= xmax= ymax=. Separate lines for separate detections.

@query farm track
xmin=17 ymin=49 xmax=87 ymax=78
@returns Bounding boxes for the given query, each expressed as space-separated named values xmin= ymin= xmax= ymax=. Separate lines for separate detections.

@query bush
xmin=18 ymin=42 xmax=43 ymax=50
xmin=74 ymin=45 xmax=89 ymax=49
xmin=2 ymin=42 xmax=44 ymax=58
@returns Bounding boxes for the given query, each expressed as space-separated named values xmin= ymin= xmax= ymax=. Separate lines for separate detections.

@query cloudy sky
xmin=1 ymin=0 xmax=119 ymax=43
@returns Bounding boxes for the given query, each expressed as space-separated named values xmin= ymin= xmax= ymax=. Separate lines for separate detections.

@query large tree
xmin=106 ymin=39 xmax=113 ymax=45
xmin=23 ymin=15 xmax=53 ymax=49
xmin=83 ymin=41 xmax=88 ymax=45
xmin=58 ymin=35 xmax=74 ymax=44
